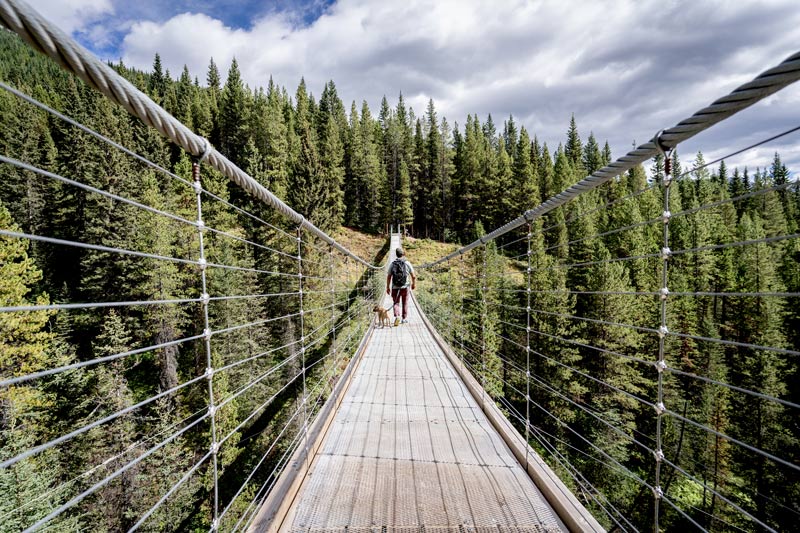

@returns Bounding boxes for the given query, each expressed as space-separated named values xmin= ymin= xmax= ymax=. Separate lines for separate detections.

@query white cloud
xmin=114 ymin=0 xmax=800 ymax=171
xmin=27 ymin=0 xmax=113 ymax=35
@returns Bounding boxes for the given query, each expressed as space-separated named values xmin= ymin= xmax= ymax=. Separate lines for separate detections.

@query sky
xmin=24 ymin=0 xmax=800 ymax=176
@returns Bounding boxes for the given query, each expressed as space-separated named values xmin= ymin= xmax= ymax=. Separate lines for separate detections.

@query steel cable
xmin=0 ymin=0 xmax=380 ymax=269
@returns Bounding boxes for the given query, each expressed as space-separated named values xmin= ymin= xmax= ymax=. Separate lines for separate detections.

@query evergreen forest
xmin=1 ymin=26 xmax=799 ymax=532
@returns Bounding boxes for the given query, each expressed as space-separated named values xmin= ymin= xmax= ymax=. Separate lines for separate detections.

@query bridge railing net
xmin=0 ymin=70 xmax=380 ymax=531
xmin=417 ymin=137 xmax=800 ymax=532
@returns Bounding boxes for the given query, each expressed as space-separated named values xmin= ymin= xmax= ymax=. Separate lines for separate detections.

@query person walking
xmin=386 ymin=247 xmax=416 ymax=326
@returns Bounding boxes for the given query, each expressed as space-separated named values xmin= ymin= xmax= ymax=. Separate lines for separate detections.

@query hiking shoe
xmin=401 ymin=319 xmax=408 ymax=324
xmin=394 ymin=317 xmax=400 ymax=327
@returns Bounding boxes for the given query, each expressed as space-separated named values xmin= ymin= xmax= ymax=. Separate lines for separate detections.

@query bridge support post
xmin=193 ymin=159 xmax=220 ymax=530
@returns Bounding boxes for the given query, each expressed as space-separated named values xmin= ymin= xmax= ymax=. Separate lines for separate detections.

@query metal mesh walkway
xmin=282 ymin=239 xmax=565 ymax=532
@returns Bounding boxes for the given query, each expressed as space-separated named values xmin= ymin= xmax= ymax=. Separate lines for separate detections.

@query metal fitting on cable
xmin=653 ymin=449 xmax=665 ymax=463
xmin=658 ymin=325 xmax=669 ymax=338
xmin=653 ymin=485 xmax=664 ymax=500
xmin=196 ymin=218 xmax=205 ymax=230
xmin=192 ymin=179 xmax=202 ymax=195
xmin=201 ymin=292 xmax=210 ymax=304
xmin=198 ymin=257 xmax=207 ymax=271
xmin=208 ymin=405 xmax=217 ymax=417
xmin=656 ymin=360 xmax=667 ymax=373
xmin=203 ymin=328 xmax=212 ymax=341
xmin=653 ymin=129 xmax=674 ymax=187
xmin=661 ymin=247 xmax=672 ymax=260
xmin=205 ymin=367 xmax=214 ymax=378
xmin=662 ymin=211 xmax=671 ymax=224
xmin=654 ymin=401 xmax=666 ymax=415
xmin=659 ymin=287 xmax=670 ymax=300
xmin=210 ymin=440 xmax=219 ymax=454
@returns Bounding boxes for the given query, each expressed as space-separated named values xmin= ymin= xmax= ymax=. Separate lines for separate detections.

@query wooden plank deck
xmin=279 ymin=237 xmax=566 ymax=532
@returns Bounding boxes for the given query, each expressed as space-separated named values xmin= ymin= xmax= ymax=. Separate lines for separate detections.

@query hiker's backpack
xmin=390 ymin=258 xmax=408 ymax=288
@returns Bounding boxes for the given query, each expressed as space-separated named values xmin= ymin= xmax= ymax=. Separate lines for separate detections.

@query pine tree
xmin=583 ymin=132 xmax=602 ymax=175
xmin=564 ymin=114 xmax=583 ymax=174
xmin=148 ymin=53 xmax=167 ymax=102
xmin=511 ymin=126 xmax=540 ymax=215
xmin=218 ymin=58 xmax=249 ymax=166
xmin=0 ymin=202 xmax=77 ymax=531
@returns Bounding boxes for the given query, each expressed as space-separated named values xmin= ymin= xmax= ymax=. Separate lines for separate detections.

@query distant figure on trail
xmin=386 ymin=247 xmax=416 ymax=327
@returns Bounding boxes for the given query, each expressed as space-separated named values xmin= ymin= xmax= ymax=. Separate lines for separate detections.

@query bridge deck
xmin=280 ymin=238 xmax=565 ymax=532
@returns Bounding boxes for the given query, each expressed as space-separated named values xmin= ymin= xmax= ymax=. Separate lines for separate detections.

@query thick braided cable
xmin=422 ymin=50 xmax=800 ymax=267
xmin=0 ymin=0 xmax=378 ymax=269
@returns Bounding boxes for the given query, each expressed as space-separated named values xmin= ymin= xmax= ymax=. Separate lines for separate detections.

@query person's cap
xmin=396 ymin=247 xmax=405 ymax=257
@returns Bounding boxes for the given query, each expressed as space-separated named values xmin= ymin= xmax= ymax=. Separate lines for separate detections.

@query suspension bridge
xmin=0 ymin=0 xmax=799 ymax=531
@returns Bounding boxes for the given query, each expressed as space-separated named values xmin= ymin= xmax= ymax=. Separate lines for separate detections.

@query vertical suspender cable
xmin=297 ymin=228 xmax=308 ymax=469
xmin=329 ymin=247 xmax=337 ymax=381
xmin=481 ymin=243 xmax=488 ymax=407
xmin=525 ymin=224 xmax=533 ymax=470
xmin=194 ymin=160 xmax=219 ymax=530
xmin=459 ymin=254 xmax=465 ymax=366
xmin=654 ymin=134 xmax=673 ymax=532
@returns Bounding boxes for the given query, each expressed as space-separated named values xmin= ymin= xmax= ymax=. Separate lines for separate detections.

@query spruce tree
xmin=511 ymin=126 xmax=540 ymax=214
xmin=218 ymin=58 xmax=249 ymax=166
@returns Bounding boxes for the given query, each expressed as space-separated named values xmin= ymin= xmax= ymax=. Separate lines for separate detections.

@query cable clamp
xmin=662 ymin=211 xmax=671 ymax=224
xmin=654 ymin=401 xmax=666 ymax=415
xmin=659 ymin=287 xmax=670 ymax=300
xmin=192 ymin=179 xmax=202 ymax=195
xmin=653 ymin=129 xmax=670 ymax=155
xmin=653 ymin=485 xmax=664 ymax=499
xmin=658 ymin=325 xmax=669 ymax=338
xmin=198 ymin=137 xmax=213 ymax=163
xmin=198 ymin=257 xmax=207 ymax=271
xmin=661 ymin=247 xmax=671 ymax=260
xmin=201 ymin=292 xmax=210 ymax=304
xmin=656 ymin=360 xmax=667 ymax=373
xmin=211 ymin=518 xmax=219 ymax=531
xmin=654 ymin=449 xmax=665 ymax=462
xmin=205 ymin=366 xmax=214 ymax=378
xmin=203 ymin=328 xmax=212 ymax=341
xmin=196 ymin=218 xmax=205 ymax=230
xmin=208 ymin=405 xmax=217 ymax=417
